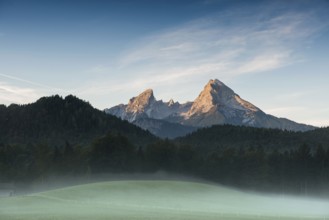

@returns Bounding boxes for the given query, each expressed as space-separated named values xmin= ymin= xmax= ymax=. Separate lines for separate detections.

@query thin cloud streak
xmin=0 ymin=73 xmax=69 ymax=105
xmin=77 ymin=3 xmax=328 ymax=117
xmin=0 ymin=82 xmax=40 ymax=105
xmin=233 ymin=52 xmax=292 ymax=75
xmin=266 ymin=106 xmax=306 ymax=116
xmin=87 ymin=65 xmax=112 ymax=74
xmin=0 ymin=73 xmax=60 ymax=90
xmin=303 ymin=120 xmax=329 ymax=127
xmin=112 ymin=7 xmax=326 ymax=92
xmin=265 ymin=106 xmax=329 ymax=127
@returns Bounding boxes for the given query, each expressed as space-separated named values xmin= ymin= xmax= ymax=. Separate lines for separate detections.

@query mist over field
xmin=7 ymin=172 xmax=202 ymax=195
xmin=1 ymin=178 xmax=329 ymax=220
xmin=1 ymin=174 xmax=329 ymax=220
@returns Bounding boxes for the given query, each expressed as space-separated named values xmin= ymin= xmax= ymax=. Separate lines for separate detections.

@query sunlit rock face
xmin=181 ymin=79 xmax=261 ymax=127
xmin=105 ymin=89 xmax=191 ymax=122
xmin=105 ymin=79 xmax=315 ymax=137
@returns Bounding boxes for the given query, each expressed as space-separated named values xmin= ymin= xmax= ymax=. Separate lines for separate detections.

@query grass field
xmin=0 ymin=180 xmax=328 ymax=220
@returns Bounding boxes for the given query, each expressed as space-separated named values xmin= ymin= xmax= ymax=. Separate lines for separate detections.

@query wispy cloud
xmin=0 ymin=82 xmax=40 ymax=105
xmin=265 ymin=106 xmax=327 ymax=126
xmin=233 ymin=52 xmax=292 ymax=75
xmin=77 ymin=2 xmax=328 ymax=111
xmin=0 ymin=73 xmax=59 ymax=90
xmin=87 ymin=65 xmax=112 ymax=74
xmin=113 ymin=5 xmax=327 ymax=90
xmin=0 ymin=73 xmax=67 ymax=105
xmin=273 ymin=91 xmax=317 ymax=101
xmin=266 ymin=106 xmax=306 ymax=116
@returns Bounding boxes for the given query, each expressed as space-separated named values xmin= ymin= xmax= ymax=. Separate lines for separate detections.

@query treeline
xmin=177 ymin=124 xmax=329 ymax=152
xmin=1 ymin=95 xmax=329 ymax=196
xmin=1 ymin=133 xmax=328 ymax=196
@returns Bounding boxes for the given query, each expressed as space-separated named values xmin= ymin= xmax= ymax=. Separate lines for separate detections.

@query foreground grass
xmin=0 ymin=180 xmax=328 ymax=220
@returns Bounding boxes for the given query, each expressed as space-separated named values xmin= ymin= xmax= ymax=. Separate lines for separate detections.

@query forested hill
xmin=0 ymin=96 xmax=328 ymax=195
xmin=0 ymin=95 xmax=156 ymax=147
xmin=176 ymin=124 xmax=329 ymax=152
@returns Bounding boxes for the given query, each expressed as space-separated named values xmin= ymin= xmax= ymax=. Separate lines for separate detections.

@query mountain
xmin=105 ymin=90 xmax=195 ymax=138
xmin=179 ymin=79 xmax=315 ymax=131
xmin=180 ymin=79 xmax=260 ymax=126
xmin=106 ymin=89 xmax=192 ymax=122
xmin=106 ymin=79 xmax=315 ymax=137
xmin=0 ymin=95 xmax=156 ymax=147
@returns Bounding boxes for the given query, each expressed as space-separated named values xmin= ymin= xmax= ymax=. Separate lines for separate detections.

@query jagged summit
xmin=185 ymin=79 xmax=259 ymax=118
xmin=207 ymin=79 xmax=235 ymax=98
xmin=204 ymin=79 xmax=244 ymax=104
xmin=127 ymin=89 xmax=155 ymax=114
xmin=105 ymin=79 xmax=315 ymax=138
xmin=140 ymin=88 xmax=154 ymax=98
xmin=186 ymin=79 xmax=234 ymax=115
xmin=207 ymin=79 xmax=226 ymax=87
xmin=105 ymin=88 xmax=191 ymax=123
xmin=168 ymin=99 xmax=175 ymax=106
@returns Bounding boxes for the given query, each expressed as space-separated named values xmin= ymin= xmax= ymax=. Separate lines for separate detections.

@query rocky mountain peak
xmin=138 ymin=89 xmax=154 ymax=101
xmin=168 ymin=99 xmax=175 ymax=106
xmin=206 ymin=79 xmax=235 ymax=102
xmin=204 ymin=79 xmax=260 ymax=111
xmin=185 ymin=79 xmax=236 ymax=116
xmin=127 ymin=89 xmax=156 ymax=113
xmin=207 ymin=79 xmax=224 ymax=87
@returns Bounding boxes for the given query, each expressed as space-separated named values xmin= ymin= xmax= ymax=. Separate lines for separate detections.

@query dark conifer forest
xmin=0 ymin=95 xmax=329 ymax=196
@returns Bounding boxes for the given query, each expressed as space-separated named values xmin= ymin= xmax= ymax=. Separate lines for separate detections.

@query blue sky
xmin=0 ymin=0 xmax=329 ymax=126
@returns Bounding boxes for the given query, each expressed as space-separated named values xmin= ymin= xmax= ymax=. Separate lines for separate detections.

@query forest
xmin=0 ymin=95 xmax=329 ymax=196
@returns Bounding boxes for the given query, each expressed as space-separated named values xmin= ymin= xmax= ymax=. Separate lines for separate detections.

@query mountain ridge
xmin=105 ymin=79 xmax=315 ymax=137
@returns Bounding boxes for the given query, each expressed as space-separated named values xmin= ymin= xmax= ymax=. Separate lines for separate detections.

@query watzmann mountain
xmin=105 ymin=79 xmax=315 ymax=138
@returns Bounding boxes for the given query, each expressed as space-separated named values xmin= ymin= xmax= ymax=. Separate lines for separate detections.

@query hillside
xmin=1 ymin=180 xmax=328 ymax=220
xmin=0 ymin=95 xmax=156 ymax=147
